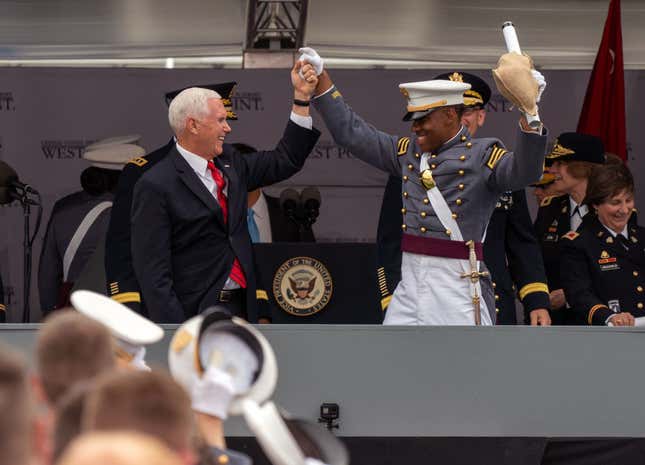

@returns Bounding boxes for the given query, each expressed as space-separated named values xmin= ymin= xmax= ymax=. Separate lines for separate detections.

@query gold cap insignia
xmin=400 ymin=87 xmax=410 ymax=99
xmin=449 ymin=72 xmax=464 ymax=83
xmin=547 ymin=139 xmax=576 ymax=159
xmin=601 ymin=250 xmax=609 ymax=259
xmin=171 ymin=329 xmax=193 ymax=353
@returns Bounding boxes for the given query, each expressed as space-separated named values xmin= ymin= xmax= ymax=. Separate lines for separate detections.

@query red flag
xmin=577 ymin=0 xmax=626 ymax=160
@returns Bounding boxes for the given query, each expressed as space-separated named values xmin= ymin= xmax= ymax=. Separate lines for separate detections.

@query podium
xmin=252 ymin=243 xmax=383 ymax=324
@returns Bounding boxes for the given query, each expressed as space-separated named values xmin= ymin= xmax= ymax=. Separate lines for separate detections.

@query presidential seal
xmin=272 ymin=256 xmax=333 ymax=316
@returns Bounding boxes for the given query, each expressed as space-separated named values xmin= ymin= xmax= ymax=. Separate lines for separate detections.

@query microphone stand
xmin=12 ymin=186 xmax=42 ymax=323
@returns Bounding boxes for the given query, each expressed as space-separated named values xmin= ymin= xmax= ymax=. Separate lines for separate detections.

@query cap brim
xmin=70 ymin=290 xmax=164 ymax=345
xmin=402 ymin=109 xmax=433 ymax=122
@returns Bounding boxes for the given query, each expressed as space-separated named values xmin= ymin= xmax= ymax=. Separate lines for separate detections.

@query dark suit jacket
xmin=265 ymin=194 xmax=315 ymax=242
xmin=131 ymin=121 xmax=320 ymax=323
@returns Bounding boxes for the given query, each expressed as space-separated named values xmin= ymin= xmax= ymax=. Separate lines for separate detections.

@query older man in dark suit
xmin=131 ymin=62 xmax=320 ymax=323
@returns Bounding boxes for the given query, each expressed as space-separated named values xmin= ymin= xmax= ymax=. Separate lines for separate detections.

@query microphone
xmin=0 ymin=161 xmax=39 ymax=204
xmin=279 ymin=188 xmax=300 ymax=219
xmin=301 ymin=187 xmax=321 ymax=227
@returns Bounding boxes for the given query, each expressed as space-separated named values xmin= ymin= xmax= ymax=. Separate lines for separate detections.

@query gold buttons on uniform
xmin=496 ymin=307 xmax=500 ymax=313
xmin=403 ymin=192 xmax=409 ymax=198
xmin=638 ymin=286 xmax=644 ymax=293
xmin=495 ymin=294 xmax=500 ymax=301
xmin=420 ymin=211 xmax=427 ymax=218
xmin=466 ymin=142 xmax=472 ymax=148
xmin=445 ymin=229 xmax=452 ymax=236
xmin=493 ymin=282 xmax=497 ymax=288
xmin=458 ymin=183 xmax=465 ymax=190
xmin=458 ymin=169 xmax=465 ymax=176
xmin=431 ymin=154 xmax=437 ymax=158
xmin=218 ymin=455 xmax=230 ymax=464
xmin=460 ymin=135 xmax=467 ymax=142
xmin=403 ymin=175 xmax=409 ymax=181
xmin=459 ymin=155 xmax=466 ymax=161
xmin=415 ymin=153 xmax=420 ymax=158
xmin=456 ymin=199 xmax=463 ymax=206
xmin=634 ymin=271 xmax=639 ymax=277
xmin=431 ymin=163 xmax=437 ymax=169
xmin=401 ymin=208 xmax=407 ymax=214
xmin=402 ymin=224 xmax=407 ymax=231
xmin=420 ymin=226 xmax=427 ymax=233
xmin=639 ymin=303 xmax=644 ymax=309
xmin=408 ymin=164 xmax=414 ymax=171
xmin=423 ymin=198 xmax=429 ymax=204
xmin=452 ymin=213 xmax=458 ymax=219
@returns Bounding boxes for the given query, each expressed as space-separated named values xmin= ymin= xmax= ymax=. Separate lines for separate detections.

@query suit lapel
xmin=171 ymin=149 xmax=226 ymax=227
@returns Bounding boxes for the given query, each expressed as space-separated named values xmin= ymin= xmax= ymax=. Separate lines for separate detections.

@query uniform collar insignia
xmin=631 ymin=236 xmax=638 ymax=243
xmin=606 ymin=236 xmax=614 ymax=244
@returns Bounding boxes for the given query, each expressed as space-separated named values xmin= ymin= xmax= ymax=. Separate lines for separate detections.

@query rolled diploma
xmin=502 ymin=21 xmax=541 ymax=127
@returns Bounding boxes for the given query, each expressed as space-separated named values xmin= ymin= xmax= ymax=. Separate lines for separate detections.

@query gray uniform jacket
xmin=312 ymin=86 xmax=547 ymax=243
xmin=38 ymin=190 xmax=113 ymax=314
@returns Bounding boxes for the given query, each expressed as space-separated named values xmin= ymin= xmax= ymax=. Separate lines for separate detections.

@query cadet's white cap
xmin=82 ymin=143 xmax=146 ymax=170
xmin=399 ymin=79 xmax=471 ymax=121
xmin=85 ymin=135 xmax=142 ymax=152
xmin=168 ymin=308 xmax=278 ymax=416
xmin=70 ymin=290 xmax=163 ymax=346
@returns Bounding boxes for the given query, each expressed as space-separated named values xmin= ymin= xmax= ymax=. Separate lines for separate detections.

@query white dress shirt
xmin=569 ymin=197 xmax=589 ymax=231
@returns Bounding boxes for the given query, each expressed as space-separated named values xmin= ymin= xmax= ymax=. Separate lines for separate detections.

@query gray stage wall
xmin=1 ymin=68 xmax=644 ymax=321
xmin=2 ymin=324 xmax=645 ymax=437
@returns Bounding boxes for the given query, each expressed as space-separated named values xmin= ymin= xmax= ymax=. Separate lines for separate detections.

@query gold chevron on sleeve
xmin=397 ymin=137 xmax=410 ymax=156
xmin=486 ymin=145 xmax=508 ymax=169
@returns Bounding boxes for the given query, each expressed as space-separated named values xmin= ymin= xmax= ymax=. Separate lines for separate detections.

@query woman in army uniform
xmin=560 ymin=162 xmax=645 ymax=326
xmin=534 ymin=132 xmax=605 ymax=324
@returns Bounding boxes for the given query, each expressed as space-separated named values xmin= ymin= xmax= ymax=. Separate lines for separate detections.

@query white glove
xmin=298 ymin=47 xmax=324 ymax=76
xmin=131 ymin=346 xmax=151 ymax=371
xmin=191 ymin=365 xmax=236 ymax=420
xmin=531 ymin=69 xmax=546 ymax=102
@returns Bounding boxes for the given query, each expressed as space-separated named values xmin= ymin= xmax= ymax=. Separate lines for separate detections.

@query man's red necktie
xmin=207 ymin=161 xmax=247 ymax=288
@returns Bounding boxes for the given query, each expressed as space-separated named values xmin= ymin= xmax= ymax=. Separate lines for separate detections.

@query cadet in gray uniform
xmin=38 ymin=141 xmax=145 ymax=315
xmin=301 ymin=49 xmax=547 ymax=325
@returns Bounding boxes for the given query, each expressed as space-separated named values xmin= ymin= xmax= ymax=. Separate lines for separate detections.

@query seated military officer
xmin=560 ymin=161 xmax=644 ymax=325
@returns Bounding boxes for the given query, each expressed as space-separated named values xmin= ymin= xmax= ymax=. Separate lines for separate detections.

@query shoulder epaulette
xmin=540 ymin=195 xmax=554 ymax=207
xmin=127 ymin=157 xmax=148 ymax=167
xmin=562 ymin=231 xmax=579 ymax=241
xmin=397 ymin=137 xmax=410 ymax=156
xmin=485 ymin=144 xmax=508 ymax=169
